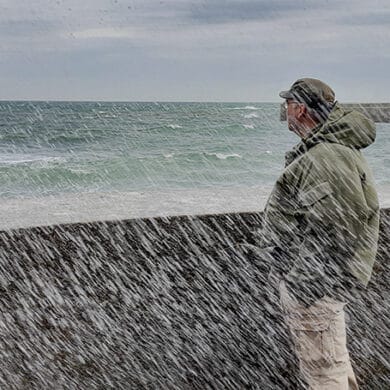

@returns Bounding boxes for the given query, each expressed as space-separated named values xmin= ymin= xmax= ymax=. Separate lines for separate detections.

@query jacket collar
xmin=284 ymin=103 xmax=341 ymax=167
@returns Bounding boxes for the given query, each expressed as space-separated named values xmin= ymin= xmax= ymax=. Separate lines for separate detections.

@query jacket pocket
xmin=299 ymin=181 xmax=333 ymax=207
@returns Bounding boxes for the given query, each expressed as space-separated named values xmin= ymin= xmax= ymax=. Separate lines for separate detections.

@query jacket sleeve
xmin=252 ymin=175 xmax=303 ymax=276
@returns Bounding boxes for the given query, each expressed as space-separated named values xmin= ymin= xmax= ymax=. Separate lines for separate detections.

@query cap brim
xmin=279 ymin=90 xmax=294 ymax=99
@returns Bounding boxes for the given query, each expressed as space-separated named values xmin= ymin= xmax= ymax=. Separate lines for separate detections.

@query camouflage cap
xmin=279 ymin=78 xmax=335 ymax=109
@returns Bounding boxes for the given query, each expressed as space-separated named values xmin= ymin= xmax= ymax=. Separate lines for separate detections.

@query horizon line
xmin=2 ymin=99 xmax=390 ymax=104
xmin=0 ymin=99 xmax=277 ymax=104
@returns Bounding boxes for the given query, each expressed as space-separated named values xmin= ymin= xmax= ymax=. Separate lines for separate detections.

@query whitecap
xmin=67 ymin=167 xmax=91 ymax=174
xmin=244 ymin=113 xmax=259 ymax=119
xmin=211 ymin=153 xmax=242 ymax=160
xmin=243 ymin=124 xmax=255 ymax=129
xmin=231 ymin=106 xmax=260 ymax=110
xmin=164 ymin=153 xmax=175 ymax=158
xmin=0 ymin=155 xmax=65 ymax=165
xmin=168 ymin=124 xmax=182 ymax=129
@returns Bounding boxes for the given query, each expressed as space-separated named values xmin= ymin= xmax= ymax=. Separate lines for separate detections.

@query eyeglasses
xmin=283 ymin=100 xmax=301 ymax=109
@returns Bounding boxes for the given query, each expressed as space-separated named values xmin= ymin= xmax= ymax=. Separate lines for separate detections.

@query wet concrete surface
xmin=0 ymin=209 xmax=389 ymax=389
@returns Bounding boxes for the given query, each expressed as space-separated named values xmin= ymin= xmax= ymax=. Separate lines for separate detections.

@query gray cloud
xmin=0 ymin=0 xmax=390 ymax=101
xmin=188 ymin=0 xmax=306 ymax=24
xmin=337 ymin=10 xmax=390 ymax=26
xmin=0 ymin=19 xmax=57 ymax=37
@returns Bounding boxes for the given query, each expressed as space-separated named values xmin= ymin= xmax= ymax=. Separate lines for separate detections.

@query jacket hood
xmin=305 ymin=102 xmax=376 ymax=150
xmin=284 ymin=102 xmax=376 ymax=167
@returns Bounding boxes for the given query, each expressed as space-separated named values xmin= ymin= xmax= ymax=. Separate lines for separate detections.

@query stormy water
xmin=0 ymin=101 xmax=389 ymax=199
xmin=0 ymin=101 xmax=389 ymax=389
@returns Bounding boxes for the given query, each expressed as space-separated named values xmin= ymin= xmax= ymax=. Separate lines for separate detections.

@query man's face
xmin=285 ymin=99 xmax=305 ymax=137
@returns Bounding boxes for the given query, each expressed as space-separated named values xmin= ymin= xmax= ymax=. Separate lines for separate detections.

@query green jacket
xmin=258 ymin=102 xmax=380 ymax=300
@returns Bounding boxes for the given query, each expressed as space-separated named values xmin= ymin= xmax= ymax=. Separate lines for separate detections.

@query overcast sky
xmin=1 ymin=0 xmax=389 ymax=102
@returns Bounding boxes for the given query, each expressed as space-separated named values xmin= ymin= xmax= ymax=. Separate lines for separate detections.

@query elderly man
xmin=256 ymin=78 xmax=380 ymax=389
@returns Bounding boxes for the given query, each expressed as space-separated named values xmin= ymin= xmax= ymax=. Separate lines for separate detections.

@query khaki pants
xmin=279 ymin=281 xmax=359 ymax=390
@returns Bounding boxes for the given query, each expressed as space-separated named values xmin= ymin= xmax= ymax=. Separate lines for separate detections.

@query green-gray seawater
xmin=0 ymin=101 xmax=389 ymax=199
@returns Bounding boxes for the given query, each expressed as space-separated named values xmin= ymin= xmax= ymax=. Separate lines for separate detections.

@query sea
xmin=0 ymin=101 xmax=389 ymax=228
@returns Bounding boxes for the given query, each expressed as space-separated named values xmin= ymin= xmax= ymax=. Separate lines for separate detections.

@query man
xmin=256 ymin=78 xmax=380 ymax=389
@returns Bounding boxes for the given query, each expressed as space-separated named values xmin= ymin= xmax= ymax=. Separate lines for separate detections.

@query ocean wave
xmin=231 ymin=106 xmax=260 ymax=110
xmin=96 ymin=111 xmax=118 ymax=117
xmin=244 ymin=113 xmax=259 ymax=119
xmin=67 ymin=167 xmax=93 ymax=174
xmin=243 ymin=124 xmax=255 ymax=129
xmin=206 ymin=152 xmax=242 ymax=160
xmin=0 ymin=133 xmax=29 ymax=142
xmin=0 ymin=155 xmax=66 ymax=166
xmin=47 ymin=134 xmax=96 ymax=144
xmin=167 ymin=124 xmax=183 ymax=129
xmin=151 ymin=150 xmax=244 ymax=161
xmin=145 ymin=151 xmax=243 ymax=161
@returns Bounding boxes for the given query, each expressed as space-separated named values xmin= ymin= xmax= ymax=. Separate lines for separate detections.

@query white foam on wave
xmin=163 ymin=153 xmax=175 ymax=159
xmin=0 ymin=184 xmax=389 ymax=230
xmin=377 ymin=184 xmax=390 ymax=208
xmin=243 ymin=124 xmax=255 ymax=129
xmin=0 ymin=155 xmax=66 ymax=166
xmin=67 ymin=167 xmax=91 ymax=174
xmin=232 ymin=106 xmax=260 ymax=110
xmin=210 ymin=153 xmax=242 ymax=160
xmin=0 ymin=186 xmax=272 ymax=230
xmin=244 ymin=113 xmax=259 ymax=119
xmin=216 ymin=153 xmax=242 ymax=160
xmin=168 ymin=124 xmax=182 ymax=129
xmin=96 ymin=111 xmax=117 ymax=118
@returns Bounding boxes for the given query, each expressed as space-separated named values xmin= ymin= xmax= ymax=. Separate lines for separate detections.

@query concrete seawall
xmin=280 ymin=103 xmax=390 ymax=122
xmin=0 ymin=210 xmax=389 ymax=389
